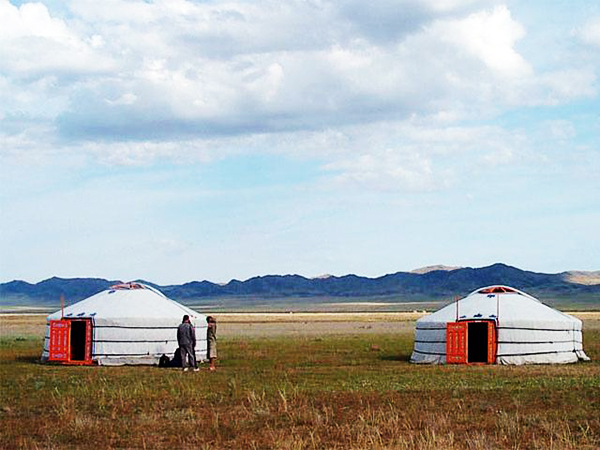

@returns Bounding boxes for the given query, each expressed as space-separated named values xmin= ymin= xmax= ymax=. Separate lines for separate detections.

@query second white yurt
xmin=41 ymin=283 xmax=207 ymax=365
xmin=411 ymin=285 xmax=589 ymax=365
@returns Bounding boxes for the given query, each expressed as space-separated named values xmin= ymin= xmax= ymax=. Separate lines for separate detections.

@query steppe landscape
xmin=3 ymin=0 xmax=600 ymax=448
xmin=1 ymin=312 xmax=599 ymax=449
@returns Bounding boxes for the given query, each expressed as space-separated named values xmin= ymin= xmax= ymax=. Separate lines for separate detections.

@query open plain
xmin=1 ymin=313 xmax=599 ymax=449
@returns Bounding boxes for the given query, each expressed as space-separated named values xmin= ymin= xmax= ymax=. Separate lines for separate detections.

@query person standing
xmin=177 ymin=315 xmax=198 ymax=372
xmin=206 ymin=316 xmax=217 ymax=371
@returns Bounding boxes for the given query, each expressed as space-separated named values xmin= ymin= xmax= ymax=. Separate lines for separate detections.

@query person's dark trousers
xmin=180 ymin=344 xmax=197 ymax=368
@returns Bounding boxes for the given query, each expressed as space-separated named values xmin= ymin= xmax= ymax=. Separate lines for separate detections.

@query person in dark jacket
xmin=206 ymin=316 xmax=217 ymax=371
xmin=177 ymin=315 xmax=198 ymax=372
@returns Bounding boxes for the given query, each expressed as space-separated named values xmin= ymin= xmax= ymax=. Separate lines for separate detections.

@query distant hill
xmin=411 ymin=265 xmax=463 ymax=274
xmin=1 ymin=263 xmax=599 ymax=307
xmin=563 ymin=271 xmax=600 ymax=285
xmin=0 ymin=277 xmax=122 ymax=305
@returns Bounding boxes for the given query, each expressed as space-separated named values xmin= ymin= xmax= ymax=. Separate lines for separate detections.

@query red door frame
xmin=446 ymin=320 xmax=497 ymax=365
xmin=486 ymin=320 xmax=497 ymax=364
xmin=48 ymin=319 xmax=94 ymax=365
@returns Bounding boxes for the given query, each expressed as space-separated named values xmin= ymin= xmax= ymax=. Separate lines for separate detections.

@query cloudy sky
xmin=1 ymin=0 xmax=599 ymax=285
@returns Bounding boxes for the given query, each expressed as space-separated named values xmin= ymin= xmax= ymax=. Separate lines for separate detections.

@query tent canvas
xmin=411 ymin=285 xmax=589 ymax=365
xmin=41 ymin=283 xmax=207 ymax=366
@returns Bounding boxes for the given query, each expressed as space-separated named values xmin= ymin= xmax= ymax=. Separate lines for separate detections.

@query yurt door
xmin=447 ymin=320 xmax=497 ymax=364
xmin=69 ymin=319 xmax=93 ymax=365
xmin=467 ymin=321 xmax=493 ymax=363
xmin=48 ymin=320 xmax=70 ymax=362
xmin=48 ymin=319 xmax=93 ymax=364
xmin=446 ymin=322 xmax=467 ymax=364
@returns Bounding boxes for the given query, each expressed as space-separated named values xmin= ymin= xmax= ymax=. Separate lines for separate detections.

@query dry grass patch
xmin=216 ymin=312 xmax=428 ymax=323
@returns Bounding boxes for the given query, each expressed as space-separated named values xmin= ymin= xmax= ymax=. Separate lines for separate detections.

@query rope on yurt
xmin=495 ymin=293 xmax=500 ymax=363
xmin=572 ymin=320 xmax=576 ymax=355
xmin=455 ymin=295 xmax=459 ymax=322
xmin=496 ymin=293 xmax=500 ymax=321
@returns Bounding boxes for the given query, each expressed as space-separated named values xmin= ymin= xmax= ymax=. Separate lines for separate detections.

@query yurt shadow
xmin=15 ymin=355 xmax=42 ymax=364
xmin=379 ymin=353 xmax=411 ymax=362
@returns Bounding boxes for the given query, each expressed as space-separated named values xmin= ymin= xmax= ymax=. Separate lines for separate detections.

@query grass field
xmin=1 ymin=314 xmax=599 ymax=449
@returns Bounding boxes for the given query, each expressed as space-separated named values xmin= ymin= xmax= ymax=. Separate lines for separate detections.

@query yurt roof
xmin=417 ymin=285 xmax=580 ymax=327
xmin=47 ymin=282 xmax=201 ymax=321
xmin=466 ymin=285 xmax=538 ymax=300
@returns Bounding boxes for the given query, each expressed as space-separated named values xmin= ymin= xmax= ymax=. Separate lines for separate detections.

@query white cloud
xmin=537 ymin=69 xmax=597 ymax=104
xmin=0 ymin=0 xmax=598 ymax=193
xmin=106 ymin=92 xmax=137 ymax=106
xmin=0 ymin=0 xmax=112 ymax=75
xmin=0 ymin=1 xmax=71 ymax=41
xmin=480 ymin=147 xmax=513 ymax=166
xmin=432 ymin=5 xmax=531 ymax=78
xmin=0 ymin=120 xmax=61 ymax=162
xmin=544 ymin=120 xmax=576 ymax=141
xmin=324 ymin=150 xmax=437 ymax=192
xmin=576 ymin=16 xmax=600 ymax=47
xmin=3 ymin=1 xmax=526 ymax=141
xmin=80 ymin=140 xmax=214 ymax=166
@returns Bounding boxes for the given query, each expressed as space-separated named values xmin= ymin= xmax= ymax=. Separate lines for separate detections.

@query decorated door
xmin=446 ymin=322 xmax=467 ymax=364
xmin=48 ymin=320 xmax=70 ymax=362
xmin=48 ymin=319 xmax=93 ymax=364
xmin=487 ymin=321 xmax=497 ymax=364
xmin=80 ymin=319 xmax=93 ymax=364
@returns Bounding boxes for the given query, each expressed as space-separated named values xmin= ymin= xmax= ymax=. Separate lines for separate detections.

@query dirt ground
xmin=1 ymin=312 xmax=599 ymax=339
xmin=215 ymin=312 xmax=421 ymax=337
xmin=219 ymin=320 xmax=418 ymax=337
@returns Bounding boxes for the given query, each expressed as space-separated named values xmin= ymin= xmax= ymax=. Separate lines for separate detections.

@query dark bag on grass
xmin=169 ymin=348 xmax=182 ymax=367
xmin=158 ymin=354 xmax=170 ymax=368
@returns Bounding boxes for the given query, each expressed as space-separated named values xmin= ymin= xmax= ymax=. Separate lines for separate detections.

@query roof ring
xmin=110 ymin=283 xmax=145 ymax=290
xmin=478 ymin=286 xmax=517 ymax=294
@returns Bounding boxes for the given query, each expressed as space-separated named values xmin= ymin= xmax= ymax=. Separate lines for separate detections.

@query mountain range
xmin=1 ymin=263 xmax=599 ymax=307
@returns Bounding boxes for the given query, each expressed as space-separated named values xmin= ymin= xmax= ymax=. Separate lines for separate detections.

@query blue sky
xmin=1 ymin=0 xmax=599 ymax=284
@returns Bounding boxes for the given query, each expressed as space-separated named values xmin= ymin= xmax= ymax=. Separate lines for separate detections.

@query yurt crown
xmin=478 ymin=286 xmax=517 ymax=294
xmin=110 ymin=282 xmax=145 ymax=290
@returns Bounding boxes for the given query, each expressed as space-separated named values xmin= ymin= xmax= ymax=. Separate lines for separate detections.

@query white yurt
xmin=411 ymin=285 xmax=589 ymax=365
xmin=41 ymin=283 xmax=207 ymax=366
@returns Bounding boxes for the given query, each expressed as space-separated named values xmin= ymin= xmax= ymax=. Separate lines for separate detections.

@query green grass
xmin=1 ymin=332 xmax=599 ymax=449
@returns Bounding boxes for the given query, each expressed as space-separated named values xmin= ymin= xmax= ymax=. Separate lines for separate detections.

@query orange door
xmin=85 ymin=319 xmax=93 ymax=363
xmin=48 ymin=320 xmax=70 ymax=362
xmin=487 ymin=321 xmax=497 ymax=364
xmin=446 ymin=322 xmax=467 ymax=364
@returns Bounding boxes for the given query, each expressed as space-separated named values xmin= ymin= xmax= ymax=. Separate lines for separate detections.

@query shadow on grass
xmin=15 ymin=355 xmax=42 ymax=364
xmin=379 ymin=354 xmax=411 ymax=362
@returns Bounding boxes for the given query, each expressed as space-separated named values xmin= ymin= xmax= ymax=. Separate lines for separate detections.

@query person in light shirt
xmin=206 ymin=316 xmax=217 ymax=371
